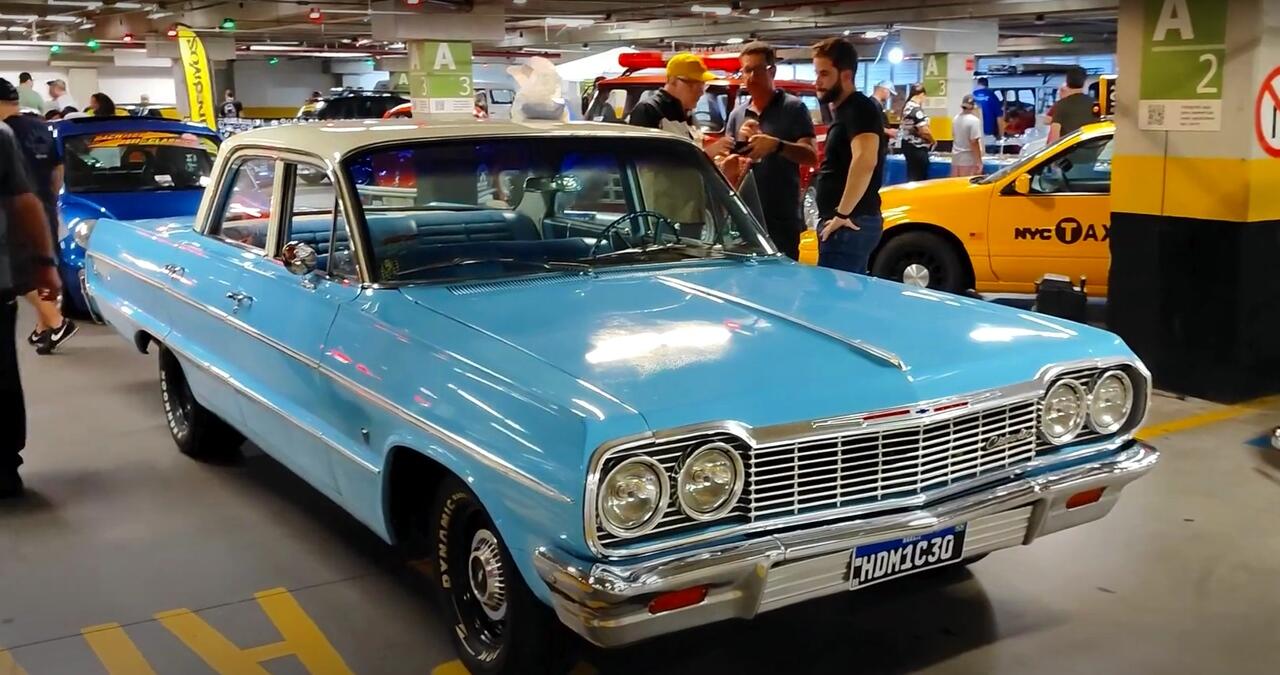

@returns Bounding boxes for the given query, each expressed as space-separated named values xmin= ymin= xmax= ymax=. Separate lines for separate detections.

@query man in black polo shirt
xmin=812 ymin=37 xmax=887 ymax=274
xmin=725 ymin=41 xmax=817 ymax=261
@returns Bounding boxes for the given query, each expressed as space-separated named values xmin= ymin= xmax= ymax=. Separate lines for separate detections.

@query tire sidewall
xmin=159 ymin=351 xmax=193 ymax=449
xmin=873 ymin=232 xmax=965 ymax=293
xmin=432 ymin=480 xmax=544 ymax=674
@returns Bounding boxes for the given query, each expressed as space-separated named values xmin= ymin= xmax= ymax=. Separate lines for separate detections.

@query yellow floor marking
xmin=155 ymin=587 xmax=354 ymax=675
xmin=431 ymin=658 xmax=598 ymax=674
xmin=1137 ymin=395 xmax=1280 ymax=441
xmin=0 ymin=650 xmax=28 ymax=675
xmin=82 ymin=623 xmax=158 ymax=675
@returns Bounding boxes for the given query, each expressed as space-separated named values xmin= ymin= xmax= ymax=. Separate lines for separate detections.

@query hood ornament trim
xmin=656 ymin=275 xmax=908 ymax=371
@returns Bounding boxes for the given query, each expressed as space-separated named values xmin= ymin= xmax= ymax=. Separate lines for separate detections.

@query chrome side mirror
xmin=281 ymin=241 xmax=317 ymax=276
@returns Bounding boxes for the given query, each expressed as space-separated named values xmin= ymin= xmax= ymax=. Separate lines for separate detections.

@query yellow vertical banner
xmin=176 ymin=25 xmax=217 ymax=131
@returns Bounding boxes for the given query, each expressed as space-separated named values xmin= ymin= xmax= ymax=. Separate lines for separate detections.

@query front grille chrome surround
xmin=585 ymin=357 xmax=1151 ymax=559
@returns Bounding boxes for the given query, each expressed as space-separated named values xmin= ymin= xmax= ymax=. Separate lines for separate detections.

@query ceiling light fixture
xmin=147 ymin=11 xmax=173 ymax=19
xmin=85 ymin=38 xmax=99 ymax=51
xmin=166 ymin=25 xmax=178 ymax=39
xmin=112 ymin=2 xmax=145 ymax=9
xmin=887 ymin=46 xmax=904 ymax=63
xmin=308 ymin=7 xmax=323 ymax=23
xmin=726 ymin=37 xmax=744 ymax=45
xmin=690 ymin=4 xmax=732 ymax=15
xmin=221 ymin=17 xmax=236 ymax=30
xmin=544 ymin=17 xmax=594 ymax=28
xmin=122 ymin=33 xmax=134 ymax=43
xmin=863 ymin=30 xmax=889 ymax=39
xmin=268 ymin=56 xmax=279 ymax=64
xmin=48 ymin=1 xmax=103 ymax=8
xmin=43 ymin=15 xmax=84 ymax=24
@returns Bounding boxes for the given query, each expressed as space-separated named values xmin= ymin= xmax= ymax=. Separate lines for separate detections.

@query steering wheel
xmin=588 ymin=210 xmax=680 ymax=258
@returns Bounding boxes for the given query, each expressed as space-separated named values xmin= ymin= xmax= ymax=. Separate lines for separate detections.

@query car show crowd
xmin=0 ymin=35 xmax=1103 ymax=508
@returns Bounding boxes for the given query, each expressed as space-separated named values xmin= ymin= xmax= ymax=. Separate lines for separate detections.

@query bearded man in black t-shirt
xmin=810 ymin=38 xmax=887 ymax=274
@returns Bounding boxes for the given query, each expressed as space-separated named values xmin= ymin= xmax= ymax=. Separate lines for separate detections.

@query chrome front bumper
xmin=536 ymin=441 xmax=1158 ymax=648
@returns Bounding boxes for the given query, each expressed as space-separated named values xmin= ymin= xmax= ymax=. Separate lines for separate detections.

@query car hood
xmin=399 ymin=261 xmax=1131 ymax=432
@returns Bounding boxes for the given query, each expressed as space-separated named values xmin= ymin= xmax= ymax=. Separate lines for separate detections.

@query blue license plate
xmin=849 ymin=524 xmax=967 ymax=589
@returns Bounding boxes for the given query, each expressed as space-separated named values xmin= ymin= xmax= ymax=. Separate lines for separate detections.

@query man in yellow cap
xmin=628 ymin=53 xmax=733 ymax=158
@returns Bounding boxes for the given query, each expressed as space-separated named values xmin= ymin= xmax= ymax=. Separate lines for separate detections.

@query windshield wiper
xmin=588 ymin=242 xmax=764 ymax=263
xmin=395 ymin=257 xmax=593 ymax=277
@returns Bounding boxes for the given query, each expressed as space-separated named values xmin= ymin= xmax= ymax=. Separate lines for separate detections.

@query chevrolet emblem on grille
xmin=984 ymin=428 xmax=1035 ymax=451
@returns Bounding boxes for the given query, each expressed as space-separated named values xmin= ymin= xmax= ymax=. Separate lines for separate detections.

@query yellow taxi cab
xmin=799 ymin=121 xmax=1115 ymax=297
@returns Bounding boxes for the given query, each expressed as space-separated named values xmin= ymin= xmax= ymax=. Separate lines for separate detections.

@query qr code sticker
xmin=1146 ymin=104 xmax=1166 ymax=127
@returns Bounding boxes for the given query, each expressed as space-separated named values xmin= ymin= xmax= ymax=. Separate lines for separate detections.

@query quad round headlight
xmin=1041 ymin=379 xmax=1087 ymax=444
xmin=1088 ymin=370 xmax=1134 ymax=434
xmin=598 ymin=457 xmax=668 ymax=537
xmin=677 ymin=443 xmax=744 ymax=520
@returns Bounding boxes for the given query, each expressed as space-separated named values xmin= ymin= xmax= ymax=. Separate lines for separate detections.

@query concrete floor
xmin=3 ymin=316 xmax=1280 ymax=675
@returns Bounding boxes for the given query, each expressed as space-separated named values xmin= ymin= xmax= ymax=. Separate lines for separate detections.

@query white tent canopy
xmin=554 ymin=46 xmax=637 ymax=82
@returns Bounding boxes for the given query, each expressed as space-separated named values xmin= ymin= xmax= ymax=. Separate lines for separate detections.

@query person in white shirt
xmin=43 ymin=79 xmax=78 ymax=113
xmin=950 ymin=94 xmax=984 ymax=177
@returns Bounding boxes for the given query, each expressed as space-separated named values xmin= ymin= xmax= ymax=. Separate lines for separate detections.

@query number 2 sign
xmin=1138 ymin=0 xmax=1226 ymax=131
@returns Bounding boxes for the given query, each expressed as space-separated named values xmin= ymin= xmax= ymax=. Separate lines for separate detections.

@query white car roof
xmin=220 ymin=119 xmax=680 ymax=159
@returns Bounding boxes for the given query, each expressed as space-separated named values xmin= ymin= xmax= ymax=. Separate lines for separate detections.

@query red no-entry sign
xmin=1254 ymin=66 xmax=1280 ymax=157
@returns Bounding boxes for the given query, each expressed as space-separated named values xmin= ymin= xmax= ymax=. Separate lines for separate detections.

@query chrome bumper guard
xmin=536 ymin=441 xmax=1158 ymax=648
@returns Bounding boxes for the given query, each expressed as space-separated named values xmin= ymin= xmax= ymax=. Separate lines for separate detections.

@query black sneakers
xmin=27 ymin=328 xmax=41 ymax=345
xmin=0 ymin=468 xmax=23 ymax=499
xmin=35 ymin=319 xmax=78 ymax=355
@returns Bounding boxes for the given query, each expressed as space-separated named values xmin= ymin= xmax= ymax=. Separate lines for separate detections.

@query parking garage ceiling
xmin=0 ymin=0 xmax=1117 ymax=59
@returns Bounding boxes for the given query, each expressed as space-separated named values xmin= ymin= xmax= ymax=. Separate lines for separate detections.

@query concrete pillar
xmin=1109 ymin=0 xmax=1280 ymax=400
xmin=901 ymin=21 xmax=995 ymax=145
xmin=407 ymin=41 xmax=474 ymax=120
xmin=66 ymin=67 xmax=98 ymax=106
xmin=917 ymin=53 xmax=977 ymax=143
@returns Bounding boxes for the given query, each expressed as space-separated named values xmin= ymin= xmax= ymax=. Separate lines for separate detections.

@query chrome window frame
xmin=197 ymin=144 xmax=374 ymax=284
xmin=582 ymin=356 xmax=1151 ymax=559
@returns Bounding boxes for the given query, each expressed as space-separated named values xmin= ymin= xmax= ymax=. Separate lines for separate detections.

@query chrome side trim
xmin=320 ymin=364 xmax=572 ymax=504
xmin=91 ymin=251 xmax=569 ymax=503
xmin=655 ymin=275 xmax=907 ymax=371
xmin=152 ymin=328 xmax=379 ymax=474
xmin=90 ymin=251 xmax=321 ymax=369
xmin=584 ymin=355 xmax=1148 ymax=558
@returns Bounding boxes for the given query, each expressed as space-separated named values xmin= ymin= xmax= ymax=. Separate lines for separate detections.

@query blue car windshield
xmin=345 ymin=137 xmax=772 ymax=284
xmin=63 ymin=130 xmax=218 ymax=193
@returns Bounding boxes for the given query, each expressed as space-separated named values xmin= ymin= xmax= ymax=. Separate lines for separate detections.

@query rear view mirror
xmin=1013 ymin=174 xmax=1032 ymax=195
xmin=524 ymin=174 xmax=582 ymax=194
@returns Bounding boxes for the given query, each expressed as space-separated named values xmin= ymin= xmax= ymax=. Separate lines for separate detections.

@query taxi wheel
xmin=872 ymin=232 xmax=967 ymax=294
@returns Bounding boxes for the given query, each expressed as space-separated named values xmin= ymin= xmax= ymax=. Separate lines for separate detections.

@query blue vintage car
xmin=83 ymin=121 xmax=1158 ymax=674
xmin=56 ymin=116 xmax=220 ymax=316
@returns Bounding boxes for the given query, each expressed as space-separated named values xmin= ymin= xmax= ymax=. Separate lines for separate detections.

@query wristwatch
xmin=31 ymin=255 xmax=56 ymax=268
xmin=836 ymin=210 xmax=853 ymax=220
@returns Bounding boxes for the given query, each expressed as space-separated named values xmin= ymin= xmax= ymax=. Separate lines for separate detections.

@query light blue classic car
xmin=84 ymin=120 xmax=1158 ymax=674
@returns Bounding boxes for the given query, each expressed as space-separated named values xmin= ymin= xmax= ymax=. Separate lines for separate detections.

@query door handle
xmin=225 ymin=290 xmax=254 ymax=311
xmin=162 ymin=264 xmax=185 ymax=278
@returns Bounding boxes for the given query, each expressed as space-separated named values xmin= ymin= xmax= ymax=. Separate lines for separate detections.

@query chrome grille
xmin=594 ymin=399 xmax=1039 ymax=548
xmin=749 ymin=399 xmax=1038 ymax=519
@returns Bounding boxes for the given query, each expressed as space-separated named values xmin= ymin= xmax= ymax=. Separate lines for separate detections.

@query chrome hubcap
xmin=468 ymin=529 xmax=507 ymax=621
xmin=902 ymin=263 xmax=931 ymax=288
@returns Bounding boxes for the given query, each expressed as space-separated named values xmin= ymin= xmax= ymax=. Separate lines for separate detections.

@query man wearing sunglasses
xmin=628 ymin=53 xmax=734 ymax=159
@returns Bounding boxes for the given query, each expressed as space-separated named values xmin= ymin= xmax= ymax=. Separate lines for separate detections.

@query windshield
xmin=64 ymin=130 xmax=218 ymax=193
xmin=345 ymin=137 xmax=772 ymax=284
xmin=978 ymin=127 xmax=1102 ymax=184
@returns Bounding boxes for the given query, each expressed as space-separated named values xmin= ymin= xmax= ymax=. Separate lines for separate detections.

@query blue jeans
xmin=818 ymin=214 xmax=883 ymax=274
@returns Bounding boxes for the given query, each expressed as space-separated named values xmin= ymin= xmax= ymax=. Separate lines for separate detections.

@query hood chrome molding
xmin=656 ymin=275 xmax=908 ymax=372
